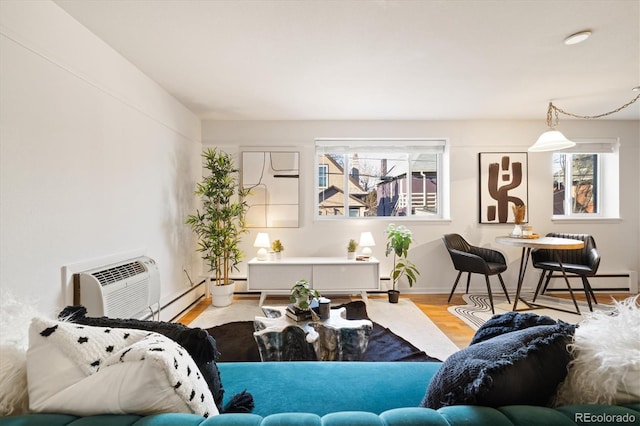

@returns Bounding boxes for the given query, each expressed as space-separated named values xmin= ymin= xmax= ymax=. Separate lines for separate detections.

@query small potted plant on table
xmin=347 ymin=239 xmax=358 ymax=260
xmin=286 ymin=279 xmax=320 ymax=321
xmin=385 ymin=224 xmax=420 ymax=303
xmin=271 ymin=239 xmax=284 ymax=260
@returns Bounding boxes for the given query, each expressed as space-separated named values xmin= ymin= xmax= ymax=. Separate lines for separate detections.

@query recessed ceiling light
xmin=633 ymin=86 xmax=640 ymax=92
xmin=564 ymin=30 xmax=591 ymax=45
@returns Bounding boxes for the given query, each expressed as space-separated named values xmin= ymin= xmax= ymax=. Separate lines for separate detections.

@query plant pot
xmin=388 ymin=290 xmax=400 ymax=304
xmin=210 ymin=279 xmax=235 ymax=307
xmin=347 ymin=251 xmax=356 ymax=260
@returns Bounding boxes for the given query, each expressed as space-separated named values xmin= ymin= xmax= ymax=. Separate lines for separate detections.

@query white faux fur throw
xmin=0 ymin=291 xmax=42 ymax=415
xmin=554 ymin=295 xmax=640 ymax=405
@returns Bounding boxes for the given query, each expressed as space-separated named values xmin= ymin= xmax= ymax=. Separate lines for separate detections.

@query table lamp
xmin=254 ymin=233 xmax=270 ymax=261
xmin=359 ymin=232 xmax=375 ymax=258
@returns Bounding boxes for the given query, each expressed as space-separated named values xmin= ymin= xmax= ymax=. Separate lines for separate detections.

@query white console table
xmin=247 ymin=257 xmax=380 ymax=306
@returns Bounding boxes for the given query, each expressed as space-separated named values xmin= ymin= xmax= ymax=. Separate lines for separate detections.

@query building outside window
xmin=315 ymin=139 xmax=448 ymax=220
xmin=552 ymin=138 xmax=620 ymax=219
xmin=318 ymin=164 xmax=328 ymax=189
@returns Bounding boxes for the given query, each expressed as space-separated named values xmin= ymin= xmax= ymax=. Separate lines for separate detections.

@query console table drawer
xmin=313 ymin=264 xmax=379 ymax=290
xmin=248 ymin=264 xmax=312 ymax=290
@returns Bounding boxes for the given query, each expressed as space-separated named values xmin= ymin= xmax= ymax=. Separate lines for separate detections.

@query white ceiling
xmin=55 ymin=0 xmax=640 ymax=121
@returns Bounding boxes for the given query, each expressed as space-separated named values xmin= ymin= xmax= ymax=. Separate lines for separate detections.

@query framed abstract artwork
xmin=478 ymin=152 xmax=528 ymax=224
xmin=241 ymin=150 xmax=300 ymax=228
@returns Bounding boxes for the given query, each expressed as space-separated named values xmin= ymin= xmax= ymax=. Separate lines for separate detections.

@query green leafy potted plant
xmin=385 ymin=224 xmax=420 ymax=303
xmin=271 ymin=239 xmax=284 ymax=260
xmin=290 ymin=279 xmax=320 ymax=311
xmin=186 ymin=147 xmax=248 ymax=307
xmin=347 ymin=239 xmax=358 ymax=260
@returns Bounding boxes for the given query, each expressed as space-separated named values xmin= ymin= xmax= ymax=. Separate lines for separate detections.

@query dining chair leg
xmin=465 ymin=273 xmax=471 ymax=294
xmin=541 ymin=271 xmax=553 ymax=295
xmin=485 ymin=275 xmax=495 ymax=314
xmin=497 ymin=274 xmax=511 ymax=303
xmin=554 ymin=255 xmax=581 ymax=314
xmin=532 ymin=270 xmax=547 ymax=302
xmin=581 ymin=276 xmax=597 ymax=311
xmin=448 ymin=271 xmax=463 ymax=303
xmin=584 ymin=277 xmax=598 ymax=305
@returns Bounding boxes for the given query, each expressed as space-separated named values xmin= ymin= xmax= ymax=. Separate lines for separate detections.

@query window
xmin=318 ymin=164 xmax=328 ymax=189
xmin=315 ymin=139 xmax=448 ymax=219
xmin=552 ymin=138 xmax=620 ymax=219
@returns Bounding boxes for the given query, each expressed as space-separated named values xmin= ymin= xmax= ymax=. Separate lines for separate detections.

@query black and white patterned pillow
xmin=33 ymin=318 xmax=150 ymax=375
xmin=58 ymin=305 xmax=226 ymax=412
xmin=27 ymin=318 xmax=217 ymax=417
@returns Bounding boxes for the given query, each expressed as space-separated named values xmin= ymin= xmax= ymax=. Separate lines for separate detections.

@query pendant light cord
xmin=547 ymin=93 xmax=640 ymax=127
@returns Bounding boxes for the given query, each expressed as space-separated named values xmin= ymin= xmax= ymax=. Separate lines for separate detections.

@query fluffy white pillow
xmin=554 ymin=295 xmax=640 ymax=405
xmin=0 ymin=345 xmax=29 ymax=415
xmin=0 ymin=291 xmax=42 ymax=415
xmin=27 ymin=318 xmax=218 ymax=417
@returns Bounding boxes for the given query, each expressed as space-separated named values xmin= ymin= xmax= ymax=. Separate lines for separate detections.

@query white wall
xmin=0 ymin=1 xmax=203 ymax=320
xmin=203 ymin=119 xmax=639 ymax=294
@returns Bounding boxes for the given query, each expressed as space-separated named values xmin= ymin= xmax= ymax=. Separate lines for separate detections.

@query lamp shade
xmin=359 ymin=232 xmax=375 ymax=247
xmin=253 ymin=233 xmax=271 ymax=248
xmin=253 ymin=233 xmax=270 ymax=261
xmin=528 ymin=130 xmax=576 ymax=152
xmin=359 ymin=232 xmax=375 ymax=257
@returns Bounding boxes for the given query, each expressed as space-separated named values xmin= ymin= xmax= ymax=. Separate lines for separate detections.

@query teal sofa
xmin=2 ymin=361 xmax=638 ymax=426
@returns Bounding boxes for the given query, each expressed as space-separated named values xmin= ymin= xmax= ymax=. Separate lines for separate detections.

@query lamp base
xmin=361 ymin=247 xmax=372 ymax=258
xmin=257 ymin=248 xmax=268 ymax=261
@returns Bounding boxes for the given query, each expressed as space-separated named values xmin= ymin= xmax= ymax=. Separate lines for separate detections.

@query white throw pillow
xmin=554 ymin=296 xmax=640 ymax=405
xmin=27 ymin=318 xmax=218 ymax=417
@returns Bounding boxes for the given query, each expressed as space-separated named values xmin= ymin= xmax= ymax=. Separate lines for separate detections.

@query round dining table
xmin=495 ymin=235 xmax=585 ymax=314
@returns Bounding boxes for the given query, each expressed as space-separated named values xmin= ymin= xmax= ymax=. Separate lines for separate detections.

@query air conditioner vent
xmin=91 ymin=261 xmax=146 ymax=286
xmin=74 ymin=256 xmax=161 ymax=319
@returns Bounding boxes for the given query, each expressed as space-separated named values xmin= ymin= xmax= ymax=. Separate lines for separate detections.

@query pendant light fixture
xmin=529 ymin=91 xmax=640 ymax=152
xmin=528 ymin=103 xmax=576 ymax=152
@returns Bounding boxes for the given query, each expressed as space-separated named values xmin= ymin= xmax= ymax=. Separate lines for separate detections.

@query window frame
xmin=314 ymin=138 xmax=449 ymax=221
xmin=553 ymin=153 xmax=601 ymax=217
xmin=551 ymin=138 xmax=620 ymax=221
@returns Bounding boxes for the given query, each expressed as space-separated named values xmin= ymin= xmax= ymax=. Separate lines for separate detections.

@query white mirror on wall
xmin=242 ymin=150 xmax=300 ymax=228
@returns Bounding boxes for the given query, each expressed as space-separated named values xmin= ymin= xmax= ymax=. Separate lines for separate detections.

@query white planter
xmin=210 ymin=280 xmax=235 ymax=307
xmin=347 ymin=251 xmax=356 ymax=260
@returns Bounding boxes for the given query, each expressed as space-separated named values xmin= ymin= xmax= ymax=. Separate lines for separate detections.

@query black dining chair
xmin=442 ymin=234 xmax=511 ymax=314
xmin=531 ymin=232 xmax=600 ymax=311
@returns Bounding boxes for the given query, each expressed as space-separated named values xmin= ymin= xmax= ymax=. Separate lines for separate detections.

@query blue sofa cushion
xmin=421 ymin=320 xmax=576 ymax=409
xmin=219 ymin=362 xmax=442 ymax=417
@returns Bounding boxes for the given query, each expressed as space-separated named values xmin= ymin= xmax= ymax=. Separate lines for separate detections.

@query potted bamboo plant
xmin=385 ymin=224 xmax=420 ymax=303
xmin=186 ymin=147 xmax=248 ymax=307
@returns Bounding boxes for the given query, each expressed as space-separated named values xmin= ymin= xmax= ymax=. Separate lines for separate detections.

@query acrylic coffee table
xmin=253 ymin=306 xmax=373 ymax=361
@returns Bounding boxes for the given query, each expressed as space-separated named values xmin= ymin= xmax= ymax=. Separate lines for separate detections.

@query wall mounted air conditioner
xmin=73 ymin=256 xmax=161 ymax=319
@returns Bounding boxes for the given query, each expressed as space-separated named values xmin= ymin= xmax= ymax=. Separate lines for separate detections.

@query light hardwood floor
xmin=177 ymin=292 xmax=634 ymax=350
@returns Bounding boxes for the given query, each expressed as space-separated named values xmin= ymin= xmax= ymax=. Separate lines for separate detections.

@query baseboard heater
xmin=544 ymin=272 xmax=633 ymax=292
xmin=73 ymin=256 xmax=161 ymax=319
